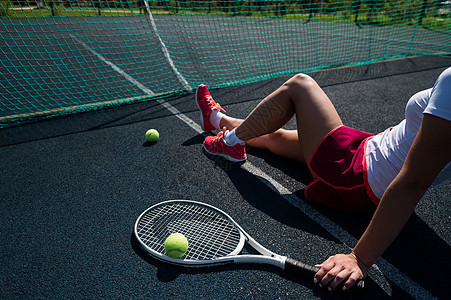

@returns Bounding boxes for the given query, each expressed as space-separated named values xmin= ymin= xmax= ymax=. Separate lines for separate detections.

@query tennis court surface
xmin=1 ymin=55 xmax=450 ymax=299
xmin=1 ymin=2 xmax=450 ymax=298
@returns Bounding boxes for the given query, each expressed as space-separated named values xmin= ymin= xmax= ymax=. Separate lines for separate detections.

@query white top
xmin=365 ymin=67 xmax=451 ymax=200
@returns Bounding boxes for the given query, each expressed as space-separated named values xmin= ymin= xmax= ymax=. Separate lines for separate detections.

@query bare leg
xmin=234 ymin=74 xmax=343 ymax=164
xmin=219 ymin=116 xmax=305 ymax=163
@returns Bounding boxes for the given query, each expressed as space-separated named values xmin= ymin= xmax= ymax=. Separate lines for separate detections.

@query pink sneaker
xmin=203 ymin=128 xmax=246 ymax=162
xmin=196 ymin=84 xmax=225 ymax=132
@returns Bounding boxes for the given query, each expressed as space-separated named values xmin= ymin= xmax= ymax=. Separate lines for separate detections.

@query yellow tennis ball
xmin=164 ymin=233 xmax=188 ymax=259
xmin=146 ymin=129 xmax=159 ymax=142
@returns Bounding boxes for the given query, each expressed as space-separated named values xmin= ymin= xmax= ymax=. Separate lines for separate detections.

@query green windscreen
xmin=1 ymin=0 xmax=450 ymax=127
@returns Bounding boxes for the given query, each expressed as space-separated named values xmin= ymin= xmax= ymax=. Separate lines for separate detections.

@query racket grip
xmin=284 ymin=258 xmax=364 ymax=290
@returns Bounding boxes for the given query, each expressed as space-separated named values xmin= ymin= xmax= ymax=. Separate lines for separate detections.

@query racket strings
xmin=183 ymin=207 xmax=238 ymax=260
xmin=136 ymin=202 xmax=242 ymax=260
xmin=172 ymin=204 xmax=241 ymax=260
xmin=148 ymin=204 xmax=240 ymax=260
xmin=138 ymin=206 xmax=175 ymax=252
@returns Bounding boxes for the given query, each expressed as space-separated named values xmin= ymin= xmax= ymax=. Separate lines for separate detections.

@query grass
xmin=2 ymin=4 xmax=142 ymax=17
xmin=1 ymin=3 xmax=450 ymax=32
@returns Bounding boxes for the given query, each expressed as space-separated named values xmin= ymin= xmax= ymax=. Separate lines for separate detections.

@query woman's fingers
xmin=314 ymin=253 xmax=366 ymax=291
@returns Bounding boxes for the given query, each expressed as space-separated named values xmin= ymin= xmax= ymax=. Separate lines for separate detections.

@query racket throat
xmin=232 ymin=254 xmax=286 ymax=269
xmin=243 ymin=236 xmax=286 ymax=268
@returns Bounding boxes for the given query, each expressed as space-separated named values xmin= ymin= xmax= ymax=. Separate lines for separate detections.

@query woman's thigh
xmin=287 ymin=74 xmax=343 ymax=163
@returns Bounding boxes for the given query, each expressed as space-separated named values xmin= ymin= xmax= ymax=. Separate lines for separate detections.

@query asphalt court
xmin=0 ymin=55 xmax=450 ymax=299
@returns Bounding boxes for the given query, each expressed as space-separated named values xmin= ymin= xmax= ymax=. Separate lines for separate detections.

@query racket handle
xmin=285 ymin=258 xmax=365 ymax=290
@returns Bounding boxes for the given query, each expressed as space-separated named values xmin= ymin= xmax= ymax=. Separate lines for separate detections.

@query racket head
xmin=134 ymin=200 xmax=246 ymax=266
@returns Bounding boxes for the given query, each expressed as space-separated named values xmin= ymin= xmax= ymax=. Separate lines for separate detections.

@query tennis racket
xmin=134 ymin=199 xmax=364 ymax=290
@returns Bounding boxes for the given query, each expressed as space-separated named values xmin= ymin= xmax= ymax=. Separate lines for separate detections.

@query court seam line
xmin=155 ymin=94 xmax=434 ymax=299
xmin=143 ymin=0 xmax=192 ymax=93
xmin=162 ymin=101 xmax=434 ymax=298
xmin=70 ymin=34 xmax=156 ymax=96
xmin=241 ymin=164 xmax=434 ymax=298
xmin=80 ymin=44 xmax=434 ymax=298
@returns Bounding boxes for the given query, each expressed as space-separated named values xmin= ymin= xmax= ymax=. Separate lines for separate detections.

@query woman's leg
xmin=219 ymin=115 xmax=305 ymax=163
xmin=234 ymin=74 xmax=343 ymax=164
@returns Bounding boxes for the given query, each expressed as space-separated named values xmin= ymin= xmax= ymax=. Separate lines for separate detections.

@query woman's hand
xmin=313 ymin=252 xmax=369 ymax=291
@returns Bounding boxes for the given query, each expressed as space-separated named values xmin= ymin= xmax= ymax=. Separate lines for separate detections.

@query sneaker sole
xmin=203 ymin=142 xmax=246 ymax=163
xmin=195 ymin=85 xmax=209 ymax=132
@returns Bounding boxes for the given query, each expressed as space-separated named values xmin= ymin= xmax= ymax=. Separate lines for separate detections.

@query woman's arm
xmin=314 ymin=114 xmax=451 ymax=291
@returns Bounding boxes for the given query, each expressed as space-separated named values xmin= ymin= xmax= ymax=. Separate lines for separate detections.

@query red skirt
xmin=305 ymin=125 xmax=378 ymax=212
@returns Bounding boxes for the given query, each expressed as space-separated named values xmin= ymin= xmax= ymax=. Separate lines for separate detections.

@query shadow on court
xmin=0 ymin=56 xmax=450 ymax=299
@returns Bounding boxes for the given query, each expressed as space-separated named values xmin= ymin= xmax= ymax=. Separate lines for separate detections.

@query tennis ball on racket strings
xmin=146 ymin=129 xmax=159 ymax=142
xmin=164 ymin=233 xmax=189 ymax=259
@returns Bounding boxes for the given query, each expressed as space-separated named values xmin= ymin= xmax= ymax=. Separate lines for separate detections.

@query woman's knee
xmin=285 ymin=73 xmax=318 ymax=95
xmin=289 ymin=73 xmax=316 ymax=86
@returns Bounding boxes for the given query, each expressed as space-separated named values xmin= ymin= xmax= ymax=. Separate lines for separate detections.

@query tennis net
xmin=1 ymin=0 xmax=450 ymax=127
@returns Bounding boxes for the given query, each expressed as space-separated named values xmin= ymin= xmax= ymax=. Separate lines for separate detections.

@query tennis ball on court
xmin=146 ymin=129 xmax=159 ymax=142
xmin=164 ymin=233 xmax=189 ymax=259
